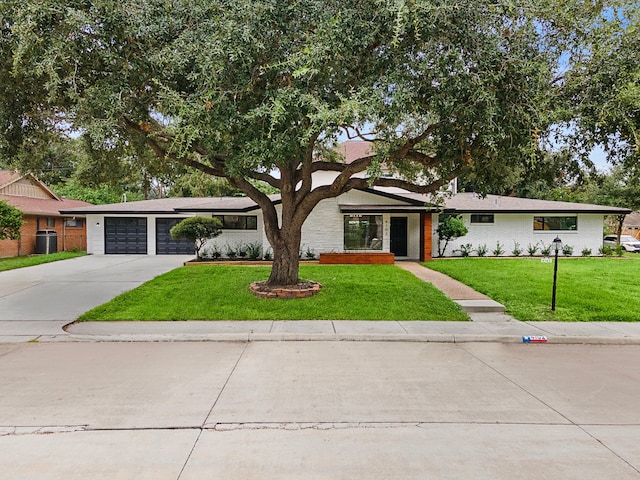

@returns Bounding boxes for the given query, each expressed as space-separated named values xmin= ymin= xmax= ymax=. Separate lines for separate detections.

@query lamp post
xmin=551 ymin=236 xmax=562 ymax=311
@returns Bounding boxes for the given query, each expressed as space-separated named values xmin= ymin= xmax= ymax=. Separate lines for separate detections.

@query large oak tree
xmin=0 ymin=0 xmax=628 ymax=286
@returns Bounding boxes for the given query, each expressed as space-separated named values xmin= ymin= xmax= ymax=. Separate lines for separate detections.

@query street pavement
xmin=0 ymin=341 xmax=639 ymax=479
xmin=2 ymin=257 xmax=640 ymax=478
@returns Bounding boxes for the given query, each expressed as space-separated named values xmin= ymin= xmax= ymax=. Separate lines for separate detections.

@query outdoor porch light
xmin=551 ymin=236 xmax=562 ymax=311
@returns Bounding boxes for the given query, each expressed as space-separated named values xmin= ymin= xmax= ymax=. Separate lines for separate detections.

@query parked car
xmin=603 ymin=235 xmax=640 ymax=252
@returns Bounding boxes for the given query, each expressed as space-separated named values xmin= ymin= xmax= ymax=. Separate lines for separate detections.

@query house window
xmin=533 ymin=216 xmax=577 ymax=231
xmin=470 ymin=214 xmax=494 ymax=224
xmin=344 ymin=215 xmax=383 ymax=250
xmin=213 ymin=215 xmax=258 ymax=230
xmin=37 ymin=217 xmax=56 ymax=229
xmin=64 ymin=218 xmax=84 ymax=228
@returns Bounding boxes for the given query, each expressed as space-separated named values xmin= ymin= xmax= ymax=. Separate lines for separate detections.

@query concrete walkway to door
xmin=0 ymin=255 xmax=193 ymax=340
xmin=395 ymin=262 xmax=510 ymax=320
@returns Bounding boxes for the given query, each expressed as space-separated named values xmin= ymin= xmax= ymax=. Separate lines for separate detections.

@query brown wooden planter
xmin=319 ymin=252 xmax=395 ymax=265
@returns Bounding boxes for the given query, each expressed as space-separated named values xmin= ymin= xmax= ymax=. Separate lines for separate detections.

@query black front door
xmin=390 ymin=217 xmax=408 ymax=257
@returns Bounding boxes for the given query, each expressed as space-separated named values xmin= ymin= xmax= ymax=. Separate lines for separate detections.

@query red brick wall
xmin=0 ymin=214 xmax=86 ymax=258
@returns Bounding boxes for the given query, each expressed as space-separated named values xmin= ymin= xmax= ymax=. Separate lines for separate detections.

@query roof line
xmin=354 ymin=187 xmax=430 ymax=206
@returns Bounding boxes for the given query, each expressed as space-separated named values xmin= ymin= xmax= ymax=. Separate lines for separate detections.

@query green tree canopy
xmin=0 ymin=0 xmax=632 ymax=286
xmin=563 ymin=3 xmax=640 ymax=166
xmin=436 ymin=215 xmax=468 ymax=256
xmin=0 ymin=200 xmax=24 ymax=240
xmin=170 ymin=216 xmax=222 ymax=260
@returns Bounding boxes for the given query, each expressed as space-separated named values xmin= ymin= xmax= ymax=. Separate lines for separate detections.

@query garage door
xmin=104 ymin=217 xmax=148 ymax=254
xmin=156 ymin=218 xmax=195 ymax=255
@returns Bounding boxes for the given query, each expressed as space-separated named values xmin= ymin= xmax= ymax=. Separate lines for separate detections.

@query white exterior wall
xmin=84 ymin=213 xmax=198 ymax=255
xmin=437 ymin=213 xmax=605 ymax=257
xmin=299 ymin=197 xmax=344 ymax=255
xmin=297 ymin=190 xmax=421 ymax=259
xmin=202 ymin=214 xmax=265 ymax=256
xmin=85 ymin=214 xmax=104 ymax=254
xmin=405 ymin=214 xmax=421 ymax=259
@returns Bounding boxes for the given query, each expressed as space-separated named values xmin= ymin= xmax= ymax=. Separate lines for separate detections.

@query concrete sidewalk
xmin=60 ymin=319 xmax=640 ymax=345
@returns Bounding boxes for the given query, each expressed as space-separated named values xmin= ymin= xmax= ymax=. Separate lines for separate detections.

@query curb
xmin=27 ymin=332 xmax=640 ymax=345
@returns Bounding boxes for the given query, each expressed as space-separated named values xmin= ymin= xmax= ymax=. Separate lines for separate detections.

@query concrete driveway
xmin=0 ymin=255 xmax=192 ymax=339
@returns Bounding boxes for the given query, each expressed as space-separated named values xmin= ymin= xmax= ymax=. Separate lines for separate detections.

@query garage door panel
xmin=156 ymin=218 xmax=195 ymax=255
xmin=105 ymin=218 xmax=148 ymax=254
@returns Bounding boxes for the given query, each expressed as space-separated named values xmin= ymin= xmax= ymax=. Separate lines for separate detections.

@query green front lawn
xmin=0 ymin=251 xmax=87 ymax=272
xmin=78 ymin=264 xmax=468 ymax=321
xmin=425 ymin=256 xmax=640 ymax=322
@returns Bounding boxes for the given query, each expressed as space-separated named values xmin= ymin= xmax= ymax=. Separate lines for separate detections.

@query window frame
xmin=470 ymin=214 xmax=494 ymax=224
xmin=213 ymin=215 xmax=258 ymax=230
xmin=343 ymin=214 xmax=383 ymax=251
xmin=533 ymin=216 xmax=578 ymax=231
xmin=64 ymin=218 xmax=84 ymax=228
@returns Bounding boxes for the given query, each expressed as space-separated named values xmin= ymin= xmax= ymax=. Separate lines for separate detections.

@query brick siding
xmin=0 ymin=214 xmax=87 ymax=258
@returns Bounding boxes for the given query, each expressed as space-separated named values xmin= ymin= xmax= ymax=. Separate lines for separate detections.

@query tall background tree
xmin=0 ymin=0 xmax=632 ymax=287
xmin=564 ymin=3 xmax=640 ymax=168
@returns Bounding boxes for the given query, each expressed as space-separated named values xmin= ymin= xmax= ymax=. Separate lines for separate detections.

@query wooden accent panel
xmin=319 ymin=252 xmax=395 ymax=264
xmin=420 ymin=212 xmax=433 ymax=261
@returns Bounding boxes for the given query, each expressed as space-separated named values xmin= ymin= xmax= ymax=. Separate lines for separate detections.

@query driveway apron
xmin=0 ymin=255 xmax=191 ymax=339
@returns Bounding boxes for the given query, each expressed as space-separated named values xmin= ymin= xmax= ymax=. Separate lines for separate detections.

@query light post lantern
xmin=551 ymin=236 xmax=562 ymax=311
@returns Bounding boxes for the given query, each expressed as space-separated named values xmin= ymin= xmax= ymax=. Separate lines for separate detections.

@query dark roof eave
xmin=450 ymin=208 xmax=632 ymax=214
xmin=60 ymin=209 xmax=180 ymax=215
xmin=355 ymin=187 xmax=430 ymax=206
xmin=60 ymin=206 xmax=266 ymax=215
xmin=340 ymin=205 xmax=437 ymax=213
xmin=175 ymin=206 xmax=262 ymax=213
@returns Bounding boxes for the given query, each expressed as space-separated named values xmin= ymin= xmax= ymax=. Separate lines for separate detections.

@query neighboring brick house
xmin=0 ymin=170 xmax=91 ymax=258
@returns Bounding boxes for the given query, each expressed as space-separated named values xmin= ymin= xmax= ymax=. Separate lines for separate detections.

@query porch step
xmin=454 ymin=299 xmax=506 ymax=314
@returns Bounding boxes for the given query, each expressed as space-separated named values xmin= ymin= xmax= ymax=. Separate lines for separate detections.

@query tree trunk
xmin=268 ymin=243 xmax=301 ymax=286
xmin=616 ymin=214 xmax=625 ymax=243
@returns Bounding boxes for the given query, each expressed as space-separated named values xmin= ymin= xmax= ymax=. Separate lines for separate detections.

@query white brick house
xmin=62 ymin=189 xmax=629 ymax=260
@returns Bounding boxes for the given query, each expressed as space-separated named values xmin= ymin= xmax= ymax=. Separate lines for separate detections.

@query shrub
xmin=540 ymin=243 xmax=551 ymax=256
xmin=614 ymin=244 xmax=624 ymax=256
xmin=562 ymin=244 xmax=574 ymax=256
xmin=263 ymin=248 xmax=273 ymax=260
xmin=210 ymin=244 xmax=222 ymax=259
xmin=246 ymin=242 xmax=262 ymax=260
xmin=526 ymin=242 xmax=539 ymax=256
xmin=224 ymin=244 xmax=237 ymax=259
xmin=200 ymin=246 xmax=212 ymax=260
xmin=437 ymin=215 xmax=468 ymax=256
xmin=237 ymin=243 xmax=248 ymax=258
xmin=170 ymin=216 xmax=222 ymax=260
xmin=457 ymin=243 xmax=473 ymax=257
xmin=512 ymin=242 xmax=522 ymax=257
xmin=492 ymin=241 xmax=505 ymax=256
xmin=599 ymin=245 xmax=613 ymax=256
xmin=0 ymin=200 xmax=24 ymax=240
xmin=304 ymin=246 xmax=316 ymax=260
xmin=475 ymin=244 xmax=488 ymax=257
xmin=581 ymin=248 xmax=592 ymax=257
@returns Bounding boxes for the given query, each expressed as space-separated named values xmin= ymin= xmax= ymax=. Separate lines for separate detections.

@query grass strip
xmin=425 ymin=257 xmax=640 ymax=321
xmin=0 ymin=251 xmax=87 ymax=272
xmin=78 ymin=264 xmax=468 ymax=321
